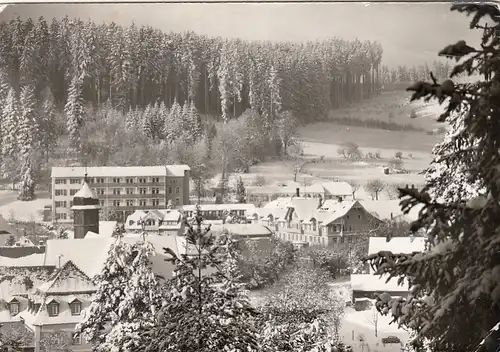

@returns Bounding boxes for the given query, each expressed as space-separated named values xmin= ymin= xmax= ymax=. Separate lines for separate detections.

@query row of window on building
xmin=55 ymin=177 xmax=181 ymax=185
xmin=55 ymin=187 xmax=180 ymax=197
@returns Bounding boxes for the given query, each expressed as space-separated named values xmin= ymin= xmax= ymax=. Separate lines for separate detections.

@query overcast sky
xmin=0 ymin=2 xmax=483 ymax=67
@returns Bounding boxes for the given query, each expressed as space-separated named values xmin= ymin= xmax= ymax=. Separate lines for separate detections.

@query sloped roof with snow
xmin=351 ymin=274 xmax=411 ymax=292
xmin=315 ymin=200 xmax=358 ymax=225
xmin=0 ymin=253 xmax=46 ymax=267
xmin=37 ymin=261 xmax=94 ymax=294
xmin=73 ymin=181 xmax=97 ymax=199
xmin=360 ymin=199 xmax=424 ymax=222
xmin=44 ymin=238 xmax=115 ymax=278
xmin=290 ymin=198 xmax=320 ymax=222
xmin=182 ymin=204 xmax=256 ymax=213
xmin=322 ymin=181 xmax=353 ymax=196
xmin=98 ymin=221 xmax=117 ymax=237
xmin=51 ymin=165 xmax=190 ymax=178
xmin=368 ymin=236 xmax=426 ymax=256
xmin=209 ymin=224 xmax=273 ymax=237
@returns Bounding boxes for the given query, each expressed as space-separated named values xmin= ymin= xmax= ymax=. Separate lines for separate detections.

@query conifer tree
xmin=17 ymin=85 xmax=38 ymax=201
xmin=188 ymin=100 xmax=202 ymax=142
xmin=39 ymin=88 xmax=57 ymax=165
xmin=1 ymin=87 xmax=20 ymax=158
xmin=76 ymin=239 xmax=164 ymax=352
xmin=136 ymin=207 xmax=260 ymax=352
xmin=236 ymin=176 xmax=246 ymax=203
xmin=65 ymin=75 xmax=85 ymax=156
xmin=366 ymin=4 xmax=500 ymax=352
xmin=18 ymin=85 xmax=37 ymax=158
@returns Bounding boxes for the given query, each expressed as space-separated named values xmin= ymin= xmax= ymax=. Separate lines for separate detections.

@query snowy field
xmin=0 ymin=198 xmax=50 ymax=222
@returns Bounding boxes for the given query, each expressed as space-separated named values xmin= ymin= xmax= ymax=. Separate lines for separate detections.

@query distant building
xmin=125 ymin=209 xmax=184 ymax=236
xmin=350 ymin=236 xmax=427 ymax=302
xmin=257 ymin=194 xmax=382 ymax=248
xmin=181 ymin=203 xmax=257 ymax=222
xmin=50 ymin=165 xmax=190 ymax=223
xmin=0 ymin=214 xmax=19 ymax=245
xmin=246 ymin=181 xmax=353 ymax=204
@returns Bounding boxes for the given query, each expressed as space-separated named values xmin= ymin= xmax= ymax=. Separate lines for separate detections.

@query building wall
xmin=39 ymin=324 xmax=91 ymax=352
xmin=269 ymin=204 xmax=378 ymax=248
xmin=51 ymin=172 xmax=190 ymax=223
xmin=352 ymin=290 xmax=409 ymax=302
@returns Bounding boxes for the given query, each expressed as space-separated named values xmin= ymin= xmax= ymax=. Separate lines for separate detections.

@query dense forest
xmin=0 ymin=16 xmax=450 ymax=200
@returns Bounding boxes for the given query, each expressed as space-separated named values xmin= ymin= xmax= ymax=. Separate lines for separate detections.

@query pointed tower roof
xmin=73 ymin=180 xmax=97 ymax=200
xmin=71 ymin=174 xmax=100 ymax=210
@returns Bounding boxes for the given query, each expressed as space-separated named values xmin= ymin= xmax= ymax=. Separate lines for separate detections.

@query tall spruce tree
xmin=366 ymin=4 xmax=500 ymax=352
xmin=136 ymin=207 xmax=260 ymax=352
xmin=65 ymin=75 xmax=85 ymax=157
xmin=39 ymin=88 xmax=57 ymax=165
xmin=76 ymin=239 xmax=164 ymax=352
xmin=17 ymin=85 xmax=38 ymax=201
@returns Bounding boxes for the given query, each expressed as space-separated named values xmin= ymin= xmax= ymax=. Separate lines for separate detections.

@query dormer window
xmin=70 ymin=300 xmax=82 ymax=316
xmin=48 ymin=302 xmax=59 ymax=316
xmin=9 ymin=300 xmax=20 ymax=315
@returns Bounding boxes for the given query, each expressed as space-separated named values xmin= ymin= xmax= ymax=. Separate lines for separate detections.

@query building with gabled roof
xmin=257 ymin=195 xmax=382 ymax=248
xmin=349 ymin=236 xmax=427 ymax=303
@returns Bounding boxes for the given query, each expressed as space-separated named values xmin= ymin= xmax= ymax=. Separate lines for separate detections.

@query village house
xmin=257 ymin=190 xmax=382 ymax=248
xmin=350 ymin=236 xmax=427 ymax=303
xmin=0 ymin=177 xmax=275 ymax=351
xmin=246 ymin=180 xmax=353 ymax=204
xmin=124 ymin=208 xmax=184 ymax=235
xmin=181 ymin=203 xmax=257 ymax=222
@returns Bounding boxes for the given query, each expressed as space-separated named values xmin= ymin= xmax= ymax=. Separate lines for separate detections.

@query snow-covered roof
xmin=45 ymin=238 xmax=115 ymax=278
xmin=351 ymin=274 xmax=410 ymax=292
xmin=209 ymin=224 xmax=273 ymax=238
xmin=0 ymin=253 xmax=45 ymax=267
xmin=368 ymin=236 xmax=426 ymax=256
xmin=73 ymin=181 xmax=97 ymax=199
xmin=360 ymin=199 xmax=424 ymax=222
xmin=51 ymin=165 xmax=190 ymax=178
xmin=182 ymin=204 xmax=256 ymax=213
xmin=321 ymin=181 xmax=353 ymax=196
xmin=316 ymin=200 xmax=359 ymax=225
xmin=98 ymin=221 xmax=118 ymax=237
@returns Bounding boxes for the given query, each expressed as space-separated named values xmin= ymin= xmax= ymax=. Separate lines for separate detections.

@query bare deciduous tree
xmin=365 ymin=305 xmax=379 ymax=337
xmin=337 ymin=142 xmax=363 ymax=160
xmin=364 ymin=180 xmax=385 ymax=200
xmin=349 ymin=181 xmax=361 ymax=199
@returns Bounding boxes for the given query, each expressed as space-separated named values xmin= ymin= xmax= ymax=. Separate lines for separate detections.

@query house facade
xmin=246 ymin=181 xmax=353 ymax=205
xmin=124 ymin=209 xmax=184 ymax=235
xmin=50 ymin=165 xmax=190 ymax=224
xmin=259 ymin=197 xmax=382 ymax=248
xmin=181 ymin=204 xmax=257 ymax=222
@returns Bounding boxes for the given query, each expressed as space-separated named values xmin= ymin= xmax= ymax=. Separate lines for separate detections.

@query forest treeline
xmin=0 ymin=16 xmax=451 ymax=200
xmin=0 ymin=16 xmax=386 ymax=122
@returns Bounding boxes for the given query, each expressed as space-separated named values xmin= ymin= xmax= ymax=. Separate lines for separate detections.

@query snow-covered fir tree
xmin=18 ymin=85 xmax=37 ymax=158
xmin=136 ymin=206 xmax=260 ymax=352
xmin=39 ymin=88 xmax=57 ymax=164
xmin=188 ymin=100 xmax=202 ymax=142
xmin=18 ymin=153 xmax=36 ymax=201
xmin=163 ymin=99 xmax=182 ymax=143
xmin=65 ymin=75 xmax=86 ymax=154
xmin=142 ymin=103 xmax=154 ymax=139
xmin=366 ymin=4 xmax=500 ymax=352
xmin=76 ymin=239 xmax=164 ymax=352
xmin=125 ymin=108 xmax=140 ymax=131
xmin=1 ymin=87 xmax=20 ymax=158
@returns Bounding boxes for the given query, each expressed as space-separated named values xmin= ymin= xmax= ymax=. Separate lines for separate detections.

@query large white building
xmin=50 ymin=165 xmax=190 ymax=223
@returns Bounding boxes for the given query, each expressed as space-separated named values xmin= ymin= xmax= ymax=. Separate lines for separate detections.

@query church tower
xmin=71 ymin=174 xmax=100 ymax=239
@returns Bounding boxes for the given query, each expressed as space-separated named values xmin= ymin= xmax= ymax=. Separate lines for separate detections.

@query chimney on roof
xmin=318 ymin=196 xmax=323 ymax=209
xmin=337 ymin=196 xmax=343 ymax=203
xmin=390 ymin=212 xmax=393 ymax=220
xmin=296 ymin=188 xmax=300 ymax=197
